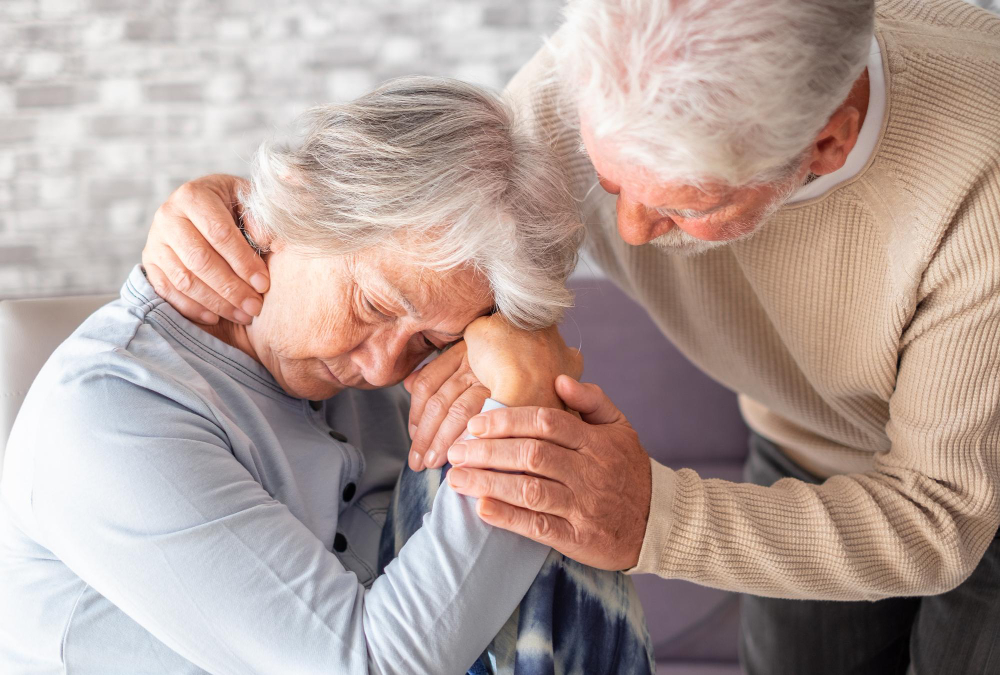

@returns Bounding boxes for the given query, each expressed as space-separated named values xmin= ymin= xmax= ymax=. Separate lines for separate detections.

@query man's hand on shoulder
xmin=142 ymin=174 xmax=269 ymax=326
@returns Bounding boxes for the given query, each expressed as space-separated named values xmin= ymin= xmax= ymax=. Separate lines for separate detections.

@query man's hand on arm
xmin=141 ymin=174 xmax=269 ymax=325
xmin=446 ymin=375 xmax=653 ymax=571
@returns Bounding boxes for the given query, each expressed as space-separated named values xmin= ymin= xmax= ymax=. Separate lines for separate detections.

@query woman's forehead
xmin=363 ymin=253 xmax=493 ymax=321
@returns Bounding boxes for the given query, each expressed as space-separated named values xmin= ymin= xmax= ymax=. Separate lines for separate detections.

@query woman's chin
xmin=271 ymin=378 xmax=338 ymax=400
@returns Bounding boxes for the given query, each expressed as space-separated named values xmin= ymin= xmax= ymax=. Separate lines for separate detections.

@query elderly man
xmin=142 ymin=0 xmax=1000 ymax=673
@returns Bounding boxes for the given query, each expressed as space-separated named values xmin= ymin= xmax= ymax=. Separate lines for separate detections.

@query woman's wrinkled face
xmin=247 ymin=244 xmax=493 ymax=400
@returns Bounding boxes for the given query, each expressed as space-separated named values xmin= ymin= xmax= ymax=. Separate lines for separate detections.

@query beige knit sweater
xmin=507 ymin=0 xmax=1000 ymax=601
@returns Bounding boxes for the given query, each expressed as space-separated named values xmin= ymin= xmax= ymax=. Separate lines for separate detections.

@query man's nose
xmin=616 ymin=196 xmax=673 ymax=246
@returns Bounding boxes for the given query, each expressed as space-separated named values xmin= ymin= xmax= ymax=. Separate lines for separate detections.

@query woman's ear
xmin=238 ymin=210 xmax=276 ymax=255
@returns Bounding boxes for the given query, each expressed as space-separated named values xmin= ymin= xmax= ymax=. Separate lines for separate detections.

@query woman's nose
xmin=616 ymin=195 xmax=674 ymax=246
xmin=357 ymin=351 xmax=400 ymax=388
xmin=355 ymin=334 xmax=410 ymax=388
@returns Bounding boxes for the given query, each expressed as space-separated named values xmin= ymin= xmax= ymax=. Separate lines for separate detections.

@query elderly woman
xmin=0 ymin=78 xmax=652 ymax=674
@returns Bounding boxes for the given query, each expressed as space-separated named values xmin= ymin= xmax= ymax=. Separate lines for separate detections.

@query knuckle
xmin=521 ymin=477 xmax=544 ymax=509
xmin=186 ymin=245 xmax=213 ymax=275
xmin=445 ymin=399 xmax=476 ymax=424
xmin=423 ymin=394 xmax=447 ymax=419
xmin=534 ymin=408 xmax=557 ymax=435
xmin=172 ymin=268 xmax=196 ymax=294
xmin=473 ymin=471 xmax=491 ymax=494
xmin=151 ymin=204 xmax=169 ymax=227
xmin=530 ymin=512 xmax=552 ymax=539
xmin=173 ymin=181 xmax=196 ymax=203
xmin=209 ymin=219 xmax=236 ymax=246
xmin=522 ymin=439 xmax=545 ymax=474
xmin=412 ymin=376 xmax=435 ymax=400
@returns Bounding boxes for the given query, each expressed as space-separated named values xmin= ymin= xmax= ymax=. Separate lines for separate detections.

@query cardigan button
xmin=329 ymin=430 xmax=348 ymax=443
xmin=333 ymin=533 xmax=348 ymax=553
xmin=342 ymin=482 xmax=356 ymax=502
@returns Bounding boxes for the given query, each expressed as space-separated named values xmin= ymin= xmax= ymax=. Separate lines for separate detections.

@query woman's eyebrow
xmin=381 ymin=283 xmax=422 ymax=320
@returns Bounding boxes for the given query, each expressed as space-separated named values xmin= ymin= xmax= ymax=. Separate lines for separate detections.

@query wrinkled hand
xmin=142 ymin=174 xmax=269 ymax=325
xmin=402 ymin=341 xmax=490 ymax=472
xmin=403 ymin=315 xmax=582 ymax=472
xmin=463 ymin=315 xmax=582 ymax=409
xmin=446 ymin=375 xmax=652 ymax=571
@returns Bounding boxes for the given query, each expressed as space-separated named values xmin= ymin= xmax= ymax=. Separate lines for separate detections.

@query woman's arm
xmin=31 ymin=366 xmax=546 ymax=674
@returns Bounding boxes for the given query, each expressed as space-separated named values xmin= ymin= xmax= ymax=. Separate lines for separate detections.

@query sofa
xmin=563 ymin=279 xmax=746 ymax=675
xmin=0 ymin=277 xmax=747 ymax=674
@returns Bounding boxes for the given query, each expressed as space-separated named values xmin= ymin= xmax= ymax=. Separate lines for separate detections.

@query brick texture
xmin=0 ymin=0 xmax=564 ymax=298
xmin=1 ymin=0 xmax=998 ymax=298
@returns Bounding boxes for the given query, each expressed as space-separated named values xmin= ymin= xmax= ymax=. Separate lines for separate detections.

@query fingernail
xmin=242 ymin=297 xmax=262 ymax=316
xmin=448 ymin=443 xmax=466 ymax=464
xmin=409 ymin=450 xmax=422 ymax=470
xmin=233 ymin=309 xmax=253 ymax=324
xmin=479 ymin=499 xmax=495 ymax=517
xmin=448 ymin=468 xmax=468 ymax=488
xmin=467 ymin=415 xmax=486 ymax=436
xmin=250 ymin=273 xmax=269 ymax=293
xmin=199 ymin=311 xmax=216 ymax=324
xmin=409 ymin=424 xmax=417 ymax=438
xmin=424 ymin=451 xmax=437 ymax=466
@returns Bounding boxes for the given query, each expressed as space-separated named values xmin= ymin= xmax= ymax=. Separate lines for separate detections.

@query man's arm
xmin=446 ymin=171 xmax=1000 ymax=599
xmin=142 ymin=174 xmax=268 ymax=325
xmin=30 ymin=367 xmax=546 ymax=674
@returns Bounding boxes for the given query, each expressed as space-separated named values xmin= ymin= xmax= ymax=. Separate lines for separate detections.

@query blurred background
xmin=1 ymin=0 xmax=999 ymax=299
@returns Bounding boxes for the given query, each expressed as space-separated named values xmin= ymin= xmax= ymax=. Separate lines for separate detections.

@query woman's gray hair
xmin=555 ymin=0 xmax=875 ymax=188
xmin=240 ymin=76 xmax=583 ymax=329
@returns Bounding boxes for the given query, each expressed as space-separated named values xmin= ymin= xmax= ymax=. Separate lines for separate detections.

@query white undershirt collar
xmin=787 ymin=35 xmax=885 ymax=204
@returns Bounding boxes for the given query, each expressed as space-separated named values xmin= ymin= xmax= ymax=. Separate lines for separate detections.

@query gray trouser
xmin=740 ymin=433 xmax=1000 ymax=675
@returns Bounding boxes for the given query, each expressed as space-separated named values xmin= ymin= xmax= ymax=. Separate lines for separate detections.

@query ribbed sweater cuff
xmin=627 ymin=458 xmax=677 ymax=575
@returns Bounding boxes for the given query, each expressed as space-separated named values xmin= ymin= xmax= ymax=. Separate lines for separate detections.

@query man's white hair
xmin=241 ymin=76 xmax=583 ymax=329
xmin=556 ymin=0 xmax=875 ymax=187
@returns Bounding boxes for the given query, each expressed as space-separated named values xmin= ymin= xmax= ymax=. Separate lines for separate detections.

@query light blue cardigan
xmin=0 ymin=265 xmax=546 ymax=674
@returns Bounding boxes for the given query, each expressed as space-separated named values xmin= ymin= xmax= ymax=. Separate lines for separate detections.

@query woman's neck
xmin=201 ymin=320 xmax=262 ymax=365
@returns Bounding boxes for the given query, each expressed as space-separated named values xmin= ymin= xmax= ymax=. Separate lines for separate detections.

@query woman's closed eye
xmin=359 ymin=287 xmax=395 ymax=322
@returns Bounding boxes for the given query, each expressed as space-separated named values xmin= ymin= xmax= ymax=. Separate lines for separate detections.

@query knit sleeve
xmin=632 ymin=165 xmax=1000 ymax=600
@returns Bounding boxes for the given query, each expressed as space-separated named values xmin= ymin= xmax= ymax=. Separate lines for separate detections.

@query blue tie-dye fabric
xmin=378 ymin=462 xmax=655 ymax=675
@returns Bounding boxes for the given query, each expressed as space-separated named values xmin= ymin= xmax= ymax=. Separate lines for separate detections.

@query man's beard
xmin=648 ymin=178 xmax=800 ymax=256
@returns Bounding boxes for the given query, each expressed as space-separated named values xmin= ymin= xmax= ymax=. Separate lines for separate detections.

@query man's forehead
xmin=580 ymin=118 xmax=730 ymax=208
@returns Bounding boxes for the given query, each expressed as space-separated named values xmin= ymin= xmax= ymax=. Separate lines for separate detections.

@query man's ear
xmin=808 ymin=105 xmax=862 ymax=177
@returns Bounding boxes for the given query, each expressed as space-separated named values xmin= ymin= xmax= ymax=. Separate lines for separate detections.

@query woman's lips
xmin=322 ymin=361 xmax=345 ymax=385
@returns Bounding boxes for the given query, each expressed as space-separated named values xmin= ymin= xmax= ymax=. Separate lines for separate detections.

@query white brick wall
xmin=2 ymin=0 xmax=998 ymax=298
xmin=0 ymin=0 xmax=564 ymax=297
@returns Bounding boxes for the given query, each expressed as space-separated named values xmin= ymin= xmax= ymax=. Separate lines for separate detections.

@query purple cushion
xmin=562 ymin=279 xmax=746 ymax=666
xmin=635 ymin=462 xmax=743 ymax=663
xmin=562 ymin=279 xmax=749 ymax=464
xmin=657 ymin=663 xmax=743 ymax=675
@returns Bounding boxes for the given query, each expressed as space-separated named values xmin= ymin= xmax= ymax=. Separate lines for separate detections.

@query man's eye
xmin=421 ymin=334 xmax=438 ymax=350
